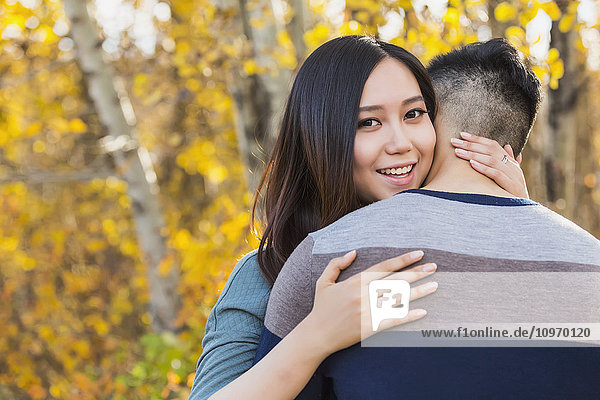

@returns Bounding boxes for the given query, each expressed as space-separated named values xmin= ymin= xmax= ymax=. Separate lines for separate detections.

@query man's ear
xmin=516 ymin=153 xmax=522 ymax=165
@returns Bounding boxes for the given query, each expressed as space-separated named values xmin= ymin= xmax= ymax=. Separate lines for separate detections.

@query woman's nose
xmin=385 ymin=125 xmax=413 ymax=154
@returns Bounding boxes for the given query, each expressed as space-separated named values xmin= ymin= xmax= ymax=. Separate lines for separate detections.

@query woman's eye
xmin=358 ymin=118 xmax=381 ymax=128
xmin=405 ymin=109 xmax=428 ymax=120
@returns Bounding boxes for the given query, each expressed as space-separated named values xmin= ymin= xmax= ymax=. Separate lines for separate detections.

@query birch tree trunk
xmin=486 ymin=0 xmax=548 ymax=202
xmin=218 ymin=0 xmax=293 ymax=193
xmin=63 ymin=0 xmax=178 ymax=333
xmin=288 ymin=0 xmax=309 ymax=65
xmin=546 ymin=7 xmax=585 ymax=219
xmin=574 ymin=72 xmax=600 ymax=236
xmin=523 ymin=95 xmax=550 ymax=204
xmin=487 ymin=0 xmax=510 ymax=38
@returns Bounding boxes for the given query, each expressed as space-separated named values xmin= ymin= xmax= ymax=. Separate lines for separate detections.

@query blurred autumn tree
xmin=0 ymin=0 xmax=598 ymax=399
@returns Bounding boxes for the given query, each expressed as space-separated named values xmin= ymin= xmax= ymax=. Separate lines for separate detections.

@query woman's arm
xmin=451 ymin=131 xmax=529 ymax=198
xmin=209 ymin=250 xmax=438 ymax=400
xmin=189 ymin=251 xmax=271 ymax=400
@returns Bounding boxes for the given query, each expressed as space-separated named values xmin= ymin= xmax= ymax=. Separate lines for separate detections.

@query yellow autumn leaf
xmin=520 ymin=7 xmax=538 ymax=27
xmin=354 ymin=10 xmax=370 ymax=24
xmin=174 ymin=38 xmax=191 ymax=55
xmin=1 ymin=236 xmax=19 ymax=251
xmin=158 ymin=256 xmax=174 ymax=276
xmin=495 ymin=2 xmax=516 ymax=22
xmin=464 ymin=33 xmax=479 ymax=44
xmin=443 ymin=7 xmax=460 ymax=29
xmin=102 ymin=218 xmax=116 ymax=234
xmin=243 ymin=59 xmax=258 ymax=75
xmin=550 ymin=59 xmax=564 ymax=80
xmin=340 ymin=20 xmax=364 ymax=35
xmin=38 ymin=325 xmax=54 ymax=341
xmin=72 ymin=341 xmax=90 ymax=358
xmin=540 ymin=1 xmax=562 ymax=20
xmin=207 ymin=165 xmax=228 ymax=184
xmin=558 ymin=13 xmax=575 ymax=33
xmin=185 ymin=78 xmax=200 ymax=92
xmin=27 ymin=385 xmax=46 ymax=400
xmin=274 ymin=51 xmax=297 ymax=70
xmin=174 ymin=229 xmax=191 ymax=250
xmin=167 ymin=370 xmax=181 ymax=385
xmin=407 ymin=28 xmax=418 ymax=44
xmin=398 ymin=0 xmax=413 ymax=10
xmin=21 ymin=256 xmax=36 ymax=271
xmin=303 ymin=23 xmax=330 ymax=50
xmin=133 ymin=73 xmax=148 ymax=97
xmin=32 ymin=140 xmax=46 ymax=153
xmin=25 ymin=122 xmax=42 ymax=136
xmin=465 ymin=0 xmax=484 ymax=7
xmin=68 ymin=118 xmax=87 ymax=133
xmin=49 ymin=117 xmax=69 ymax=133
xmin=531 ymin=65 xmax=548 ymax=82
xmin=505 ymin=26 xmax=526 ymax=43
xmin=179 ymin=65 xmax=195 ymax=78
xmin=547 ymin=47 xmax=560 ymax=63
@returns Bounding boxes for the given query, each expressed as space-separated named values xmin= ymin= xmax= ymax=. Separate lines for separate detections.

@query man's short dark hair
xmin=427 ymin=38 xmax=542 ymax=155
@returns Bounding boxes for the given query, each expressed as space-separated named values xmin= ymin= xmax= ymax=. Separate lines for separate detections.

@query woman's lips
xmin=377 ymin=165 xmax=415 ymax=187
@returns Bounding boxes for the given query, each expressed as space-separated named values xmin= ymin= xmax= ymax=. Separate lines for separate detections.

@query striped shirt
xmin=253 ymin=189 xmax=600 ymax=399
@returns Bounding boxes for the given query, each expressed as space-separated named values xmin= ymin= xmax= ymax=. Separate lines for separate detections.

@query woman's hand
xmin=303 ymin=250 xmax=438 ymax=354
xmin=451 ymin=131 xmax=529 ymax=198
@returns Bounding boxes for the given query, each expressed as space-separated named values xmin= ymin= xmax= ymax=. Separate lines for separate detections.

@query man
xmin=254 ymin=39 xmax=600 ymax=398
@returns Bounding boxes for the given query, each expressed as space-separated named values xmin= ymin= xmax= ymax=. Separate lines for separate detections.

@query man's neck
xmin=423 ymin=142 xmax=515 ymax=198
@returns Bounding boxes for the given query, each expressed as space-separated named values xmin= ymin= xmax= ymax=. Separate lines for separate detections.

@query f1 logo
xmin=369 ymin=280 xmax=411 ymax=331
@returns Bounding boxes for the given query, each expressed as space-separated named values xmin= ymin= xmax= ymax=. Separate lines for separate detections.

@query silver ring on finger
xmin=501 ymin=154 xmax=509 ymax=164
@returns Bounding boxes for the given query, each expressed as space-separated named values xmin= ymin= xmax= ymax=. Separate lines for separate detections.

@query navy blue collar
xmin=397 ymin=188 xmax=539 ymax=206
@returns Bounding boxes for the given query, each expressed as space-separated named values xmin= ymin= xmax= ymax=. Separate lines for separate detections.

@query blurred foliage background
xmin=0 ymin=0 xmax=599 ymax=398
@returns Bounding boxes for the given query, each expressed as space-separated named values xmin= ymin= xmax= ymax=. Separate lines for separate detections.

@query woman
xmin=189 ymin=35 xmax=527 ymax=400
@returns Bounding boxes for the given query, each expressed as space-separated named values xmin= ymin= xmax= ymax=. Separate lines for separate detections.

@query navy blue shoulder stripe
xmin=398 ymin=189 xmax=539 ymax=206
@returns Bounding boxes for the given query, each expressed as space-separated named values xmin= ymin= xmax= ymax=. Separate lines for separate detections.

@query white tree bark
xmin=547 ymin=10 xmax=584 ymax=220
xmin=63 ymin=0 xmax=178 ymax=332
xmin=287 ymin=0 xmax=309 ymax=65
xmin=218 ymin=0 xmax=293 ymax=192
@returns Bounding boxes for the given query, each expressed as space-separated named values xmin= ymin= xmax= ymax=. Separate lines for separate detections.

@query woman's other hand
xmin=451 ymin=131 xmax=529 ymax=199
xmin=304 ymin=250 xmax=437 ymax=354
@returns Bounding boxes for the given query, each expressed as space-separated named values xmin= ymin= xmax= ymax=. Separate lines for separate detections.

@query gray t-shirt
xmin=256 ymin=189 xmax=600 ymax=399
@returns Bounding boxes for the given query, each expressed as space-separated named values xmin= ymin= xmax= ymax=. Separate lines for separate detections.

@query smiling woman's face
xmin=353 ymin=57 xmax=436 ymax=204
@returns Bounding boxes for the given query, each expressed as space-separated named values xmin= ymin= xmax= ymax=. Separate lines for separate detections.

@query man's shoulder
xmin=528 ymin=204 xmax=600 ymax=248
xmin=264 ymin=237 xmax=315 ymax=338
xmin=309 ymin=191 xmax=423 ymax=241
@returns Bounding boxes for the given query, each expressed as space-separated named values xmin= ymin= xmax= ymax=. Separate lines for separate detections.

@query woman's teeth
xmin=377 ymin=165 xmax=414 ymax=176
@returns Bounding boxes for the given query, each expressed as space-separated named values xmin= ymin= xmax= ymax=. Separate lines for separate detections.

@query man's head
xmin=427 ymin=38 xmax=542 ymax=155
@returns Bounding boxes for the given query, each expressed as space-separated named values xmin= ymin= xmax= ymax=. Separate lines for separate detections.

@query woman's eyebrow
xmin=358 ymin=95 xmax=425 ymax=112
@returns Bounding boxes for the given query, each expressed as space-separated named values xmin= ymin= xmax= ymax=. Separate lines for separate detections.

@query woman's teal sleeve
xmin=188 ymin=250 xmax=272 ymax=400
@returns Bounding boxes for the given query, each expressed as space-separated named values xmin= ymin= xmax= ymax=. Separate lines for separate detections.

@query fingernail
xmin=422 ymin=263 xmax=437 ymax=273
xmin=344 ymin=250 xmax=356 ymax=258
xmin=455 ymin=148 xmax=468 ymax=157
xmin=410 ymin=250 xmax=424 ymax=260
xmin=415 ymin=309 xmax=427 ymax=317
xmin=450 ymin=138 xmax=464 ymax=145
xmin=469 ymin=159 xmax=481 ymax=167
xmin=423 ymin=282 xmax=438 ymax=291
xmin=460 ymin=131 xmax=472 ymax=138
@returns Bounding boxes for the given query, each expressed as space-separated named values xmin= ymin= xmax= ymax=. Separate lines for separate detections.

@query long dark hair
xmin=252 ymin=35 xmax=437 ymax=286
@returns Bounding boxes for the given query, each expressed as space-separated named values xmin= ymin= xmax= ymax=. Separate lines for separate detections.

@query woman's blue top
xmin=188 ymin=250 xmax=271 ymax=400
